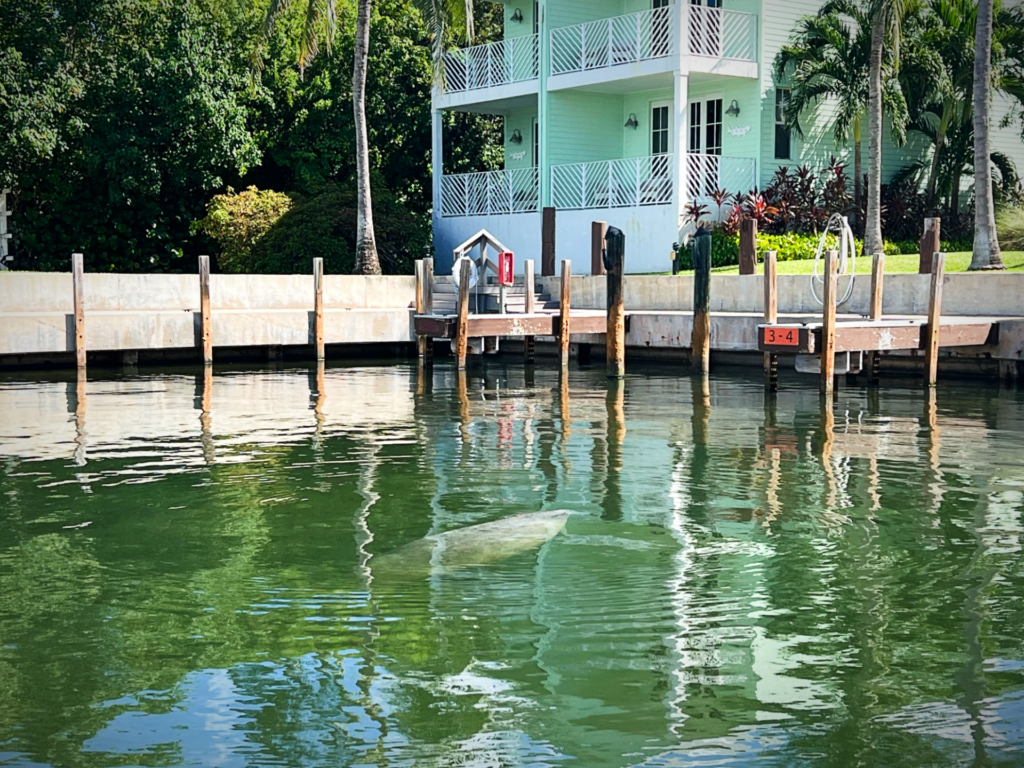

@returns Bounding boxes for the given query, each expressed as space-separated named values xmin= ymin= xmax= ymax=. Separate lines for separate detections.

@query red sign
xmin=763 ymin=327 xmax=799 ymax=347
xmin=498 ymin=251 xmax=514 ymax=286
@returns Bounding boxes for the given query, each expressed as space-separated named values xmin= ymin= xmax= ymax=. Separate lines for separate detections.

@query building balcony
xmin=440 ymin=168 xmax=539 ymax=218
xmin=551 ymin=155 xmax=674 ymax=210
xmin=437 ymin=34 xmax=539 ymax=110
xmin=548 ymin=5 xmax=757 ymax=88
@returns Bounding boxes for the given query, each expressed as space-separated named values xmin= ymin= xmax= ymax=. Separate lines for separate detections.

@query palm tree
xmin=775 ymin=0 xmax=871 ymax=216
xmin=263 ymin=0 xmax=474 ymax=276
xmin=970 ymin=0 xmax=1003 ymax=269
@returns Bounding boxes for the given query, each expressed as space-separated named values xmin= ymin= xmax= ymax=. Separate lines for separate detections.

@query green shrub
xmin=198 ymin=187 xmax=293 ymax=273
xmin=676 ymin=230 xmax=901 ymax=269
xmin=996 ymin=206 xmax=1024 ymax=251
xmin=252 ymin=186 xmax=429 ymax=275
xmin=889 ymin=238 xmax=973 ymax=255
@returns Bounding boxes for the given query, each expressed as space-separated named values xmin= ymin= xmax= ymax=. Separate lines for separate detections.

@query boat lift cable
xmin=810 ymin=213 xmax=857 ymax=308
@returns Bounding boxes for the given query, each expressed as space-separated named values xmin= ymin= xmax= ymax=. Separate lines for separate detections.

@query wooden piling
xmin=558 ymin=260 xmax=571 ymax=368
xmin=606 ymin=233 xmax=625 ymax=379
xmin=72 ymin=253 xmax=86 ymax=369
xmin=422 ymin=258 xmax=434 ymax=365
xmin=820 ymin=249 xmax=838 ymax=396
xmin=415 ymin=259 xmax=427 ymax=360
xmin=591 ymin=221 xmax=607 ymax=276
xmin=763 ymin=250 xmax=778 ymax=391
xmin=739 ymin=219 xmax=757 ymax=275
xmin=314 ymin=257 xmax=325 ymax=362
xmin=691 ymin=239 xmax=711 ymax=374
xmin=919 ymin=217 xmax=940 ymax=275
xmin=868 ymin=252 xmax=885 ymax=384
xmin=524 ymin=259 xmax=536 ymax=365
xmin=455 ymin=258 xmax=472 ymax=370
xmin=199 ymin=255 xmax=212 ymax=365
xmin=542 ymin=207 xmax=556 ymax=277
xmin=925 ymin=252 xmax=945 ymax=386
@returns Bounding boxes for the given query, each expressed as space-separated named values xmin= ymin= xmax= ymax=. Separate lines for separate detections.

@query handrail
xmin=443 ymin=34 xmax=539 ymax=93
xmin=550 ymin=6 xmax=674 ymax=76
xmin=440 ymin=168 xmax=539 ymax=217
xmin=551 ymin=155 xmax=674 ymax=210
xmin=688 ymin=6 xmax=757 ymax=62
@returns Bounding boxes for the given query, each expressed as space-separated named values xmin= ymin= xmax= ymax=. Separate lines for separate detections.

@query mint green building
xmin=431 ymin=0 xmax=1023 ymax=274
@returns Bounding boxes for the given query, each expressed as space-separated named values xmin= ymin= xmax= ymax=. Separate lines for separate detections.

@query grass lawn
xmin=666 ymin=251 xmax=1024 ymax=276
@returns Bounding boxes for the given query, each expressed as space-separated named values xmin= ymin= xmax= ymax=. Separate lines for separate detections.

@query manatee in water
xmin=372 ymin=509 xmax=575 ymax=576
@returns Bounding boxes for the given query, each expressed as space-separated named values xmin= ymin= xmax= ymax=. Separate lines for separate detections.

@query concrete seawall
xmin=3 ymin=270 xmax=1022 ymax=372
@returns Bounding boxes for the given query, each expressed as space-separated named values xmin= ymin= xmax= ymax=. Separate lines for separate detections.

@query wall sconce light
xmin=511 ymin=8 xmax=524 ymax=22
xmin=509 ymin=129 xmax=523 ymax=144
xmin=726 ymin=99 xmax=741 ymax=117
xmin=624 ymin=113 xmax=639 ymax=130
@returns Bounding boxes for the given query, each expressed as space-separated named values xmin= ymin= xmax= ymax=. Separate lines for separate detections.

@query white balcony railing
xmin=550 ymin=6 xmax=673 ymax=76
xmin=688 ymin=6 xmax=757 ymax=62
xmin=443 ymin=34 xmax=539 ymax=93
xmin=551 ymin=155 xmax=674 ymax=210
xmin=686 ymin=154 xmax=757 ymax=199
xmin=440 ymin=168 xmax=539 ymax=217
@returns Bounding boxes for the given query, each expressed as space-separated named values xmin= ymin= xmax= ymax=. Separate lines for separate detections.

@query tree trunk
xmin=354 ymin=0 xmax=381 ymax=275
xmin=853 ymin=113 xmax=862 ymax=231
xmin=864 ymin=9 xmax=885 ymax=256
xmin=925 ymin=101 xmax=952 ymax=212
xmin=970 ymin=0 xmax=1002 ymax=270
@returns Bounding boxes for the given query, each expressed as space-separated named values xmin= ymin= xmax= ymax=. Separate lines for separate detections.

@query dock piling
xmin=72 ymin=253 xmax=86 ymax=369
xmin=691 ymin=229 xmax=712 ymax=374
xmin=820 ymin=249 xmax=838 ymax=397
xmin=920 ymin=217 xmax=940 ymax=275
xmin=542 ymin=207 xmax=556 ymax=277
xmin=524 ymin=259 xmax=536 ymax=365
xmin=199 ymin=255 xmax=212 ymax=365
xmin=868 ymin=252 xmax=885 ymax=384
xmin=925 ymin=252 xmax=946 ymax=386
xmin=739 ymin=219 xmax=757 ymax=275
xmin=763 ymin=250 xmax=778 ymax=391
xmin=455 ymin=258 xmax=472 ymax=370
xmin=558 ymin=260 xmax=571 ymax=368
xmin=605 ymin=226 xmax=626 ymax=379
xmin=314 ymin=257 xmax=325 ymax=362
xmin=591 ymin=221 xmax=607 ymax=276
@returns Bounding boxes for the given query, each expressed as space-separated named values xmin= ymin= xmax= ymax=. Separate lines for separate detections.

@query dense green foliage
xmin=676 ymin=231 xmax=921 ymax=270
xmin=997 ymin=206 xmax=1024 ymax=250
xmin=198 ymin=187 xmax=294 ymax=272
xmin=0 ymin=0 xmax=501 ymax=273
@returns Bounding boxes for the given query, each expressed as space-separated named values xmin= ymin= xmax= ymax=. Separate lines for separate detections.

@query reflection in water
xmin=1 ymin=364 xmax=1024 ymax=768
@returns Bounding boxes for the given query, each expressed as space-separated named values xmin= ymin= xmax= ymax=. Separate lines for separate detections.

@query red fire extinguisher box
xmin=498 ymin=251 xmax=514 ymax=286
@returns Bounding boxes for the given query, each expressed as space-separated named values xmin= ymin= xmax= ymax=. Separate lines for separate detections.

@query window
xmin=533 ymin=1 xmax=539 ymax=34
xmin=652 ymin=104 xmax=670 ymax=155
xmin=689 ymin=101 xmax=701 ymax=154
xmin=705 ymin=98 xmax=722 ymax=156
xmin=775 ymin=88 xmax=792 ymax=160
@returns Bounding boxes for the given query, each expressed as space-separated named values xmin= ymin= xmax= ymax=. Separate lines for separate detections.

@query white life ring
xmin=452 ymin=255 xmax=479 ymax=290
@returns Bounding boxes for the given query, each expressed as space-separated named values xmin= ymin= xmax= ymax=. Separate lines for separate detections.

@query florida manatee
xmin=373 ymin=509 xmax=575 ymax=577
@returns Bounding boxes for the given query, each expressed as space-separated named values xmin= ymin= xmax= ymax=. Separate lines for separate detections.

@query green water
xmin=1 ymin=363 xmax=1023 ymax=767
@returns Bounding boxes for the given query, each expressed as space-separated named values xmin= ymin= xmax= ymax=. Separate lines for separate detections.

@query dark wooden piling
xmin=314 ymin=257 xmax=325 ymax=362
xmin=925 ymin=252 xmax=946 ymax=386
xmin=591 ymin=221 xmax=607 ymax=276
xmin=919 ymin=217 xmax=940 ymax=275
xmin=605 ymin=229 xmax=625 ymax=379
xmin=763 ymin=250 xmax=778 ymax=391
xmin=72 ymin=253 xmax=86 ymax=369
xmin=455 ymin=258 xmax=472 ymax=370
xmin=542 ymin=207 xmax=556 ymax=277
xmin=820 ymin=249 xmax=838 ymax=396
xmin=558 ymin=260 xmax=571 ymax=368
xmin=691 ymin=238 xmax=711 ymax=374
xmin=739 ymin=219 xmax=757 ymax=275
xmin=199 ymin=255 xmax=212 ymax=365
xmin=524 ymin=259 xmax=536 ymax=365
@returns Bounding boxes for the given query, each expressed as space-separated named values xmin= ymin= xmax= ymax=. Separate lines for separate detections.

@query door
xmin=687 ymin=97 xmax=722 ymax=197
xmin=689 ymin=0 xmax=721 ymax=58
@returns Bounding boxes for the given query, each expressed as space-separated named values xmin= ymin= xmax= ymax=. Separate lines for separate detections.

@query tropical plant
xmin=199 ymin=187 xmax=293 ymax=272
xmin=971 ymin=0 xmax=1003 ymax=268
xmin=996 ymin=205 xmax=1024 ymax=250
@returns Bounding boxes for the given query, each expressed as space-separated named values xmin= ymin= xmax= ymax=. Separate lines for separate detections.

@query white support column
xmin=672 ymin=72 xmax=689 ymax=242
xmin=431 ymin=106 xmax=444 ymax=223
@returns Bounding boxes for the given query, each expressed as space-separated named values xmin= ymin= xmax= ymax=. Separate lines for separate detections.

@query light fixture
xmin=726 ymin=99 xmax=741 ymax=117
xmin=511 ymin=8 xmax=523 ymax=22
xmin=509 ymin=129 xmax=523 ymax=144
xmin=624 ymin=113 xmax=639 ymax=130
